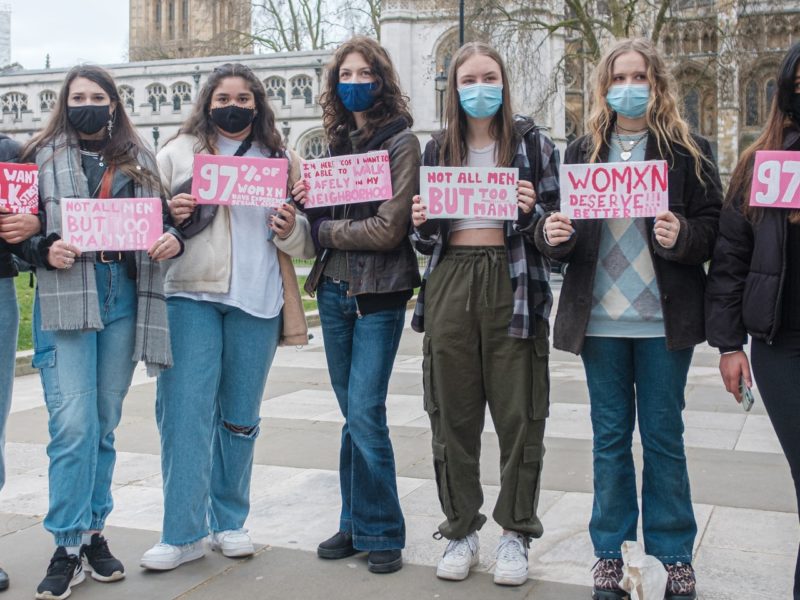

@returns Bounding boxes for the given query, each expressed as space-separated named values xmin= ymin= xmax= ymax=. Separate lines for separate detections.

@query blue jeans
xmin=156 ymin=297 xmax=281 ymax=545
xmin=33 ymin=263 xmax=138 ymax=547
xmin=317 ymin=279 xmax=406 ymax=550
xmin=580 ymin=336 xmax=696 ymax=563
xmin=0 ymin=277 xmax=19 ymax=491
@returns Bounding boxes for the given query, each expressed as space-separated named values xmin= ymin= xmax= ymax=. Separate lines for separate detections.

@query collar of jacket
xmin=783 ymin=125 xmax=800 ymax=150
xmin=346 ymin=116 xmax=410 ymax=154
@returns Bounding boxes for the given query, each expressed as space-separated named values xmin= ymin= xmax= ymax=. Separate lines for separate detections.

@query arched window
xmin=265 ymin=76 xmax=287 ymax=106
xmin=745 ymin=79 xmax=759 ymax=127
xmin=2 ymin=92 xmax=28 ymax=119
xmin=147 ymin=83 xmax=168 ymax=112
xmin=290 ymin=75 xmax=313 ymax=105
xmin=171 ymin=81 xmax=192 ymax=110
xmin=683 ymin=87 xmax=701 ymax=132
xmin=39 ymin=90 xmax=57 ymax=112
xmin=765 ymin=78 xmax=777 ymax=115
xmin=118 ymin=85 xmax=135 ymax=112
xmin=299 ymin=129 xmax=327 ymax=159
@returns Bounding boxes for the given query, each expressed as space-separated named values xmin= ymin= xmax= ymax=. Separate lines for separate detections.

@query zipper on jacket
xmin=767 ymin=217 xmax=788 ymax=345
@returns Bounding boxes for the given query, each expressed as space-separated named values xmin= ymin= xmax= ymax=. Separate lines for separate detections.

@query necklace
xmin=613 ymin=133 xmax=647 ymax=161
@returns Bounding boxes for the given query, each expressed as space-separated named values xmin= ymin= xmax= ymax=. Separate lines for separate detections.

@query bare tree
xmin=252 ymin=0 xmax=328 ymax=51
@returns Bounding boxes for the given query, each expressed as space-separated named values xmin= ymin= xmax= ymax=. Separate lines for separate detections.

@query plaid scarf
xmin=411 ymin=119 xmax=559 ymax=338
xmin=36 ymin=136 xmax=172 ymax=375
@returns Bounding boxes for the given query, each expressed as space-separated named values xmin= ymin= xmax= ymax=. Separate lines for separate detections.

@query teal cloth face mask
xmin=458 ymin=84 xmax=503 ymax=119
xmin=606 ymin=84 xmax=650 ymax=118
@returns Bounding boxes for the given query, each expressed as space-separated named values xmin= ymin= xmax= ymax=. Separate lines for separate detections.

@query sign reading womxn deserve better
xmin=420 ymin=166 xmax=518 ymax=220
xmin=302 ymin=151 xmax=393 ymax=208
xmin=561 ymin=160 xmax=669 ymax=219
xmin=60 ymin=198 xmax=163 ymax=251
xmin=192 ymin=154 xmax=288 ymax=208
xmin=749 ymin=151 xmax=800 ymax=208
xmin=0 ymin=162 xmax=38 ymax=214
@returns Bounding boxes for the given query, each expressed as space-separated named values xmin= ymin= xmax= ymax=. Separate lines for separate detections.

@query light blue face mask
xmin=606 ymin=84 xmax=650 ymax=118
xmin=458 ymin=84 xmax=503 ymax=119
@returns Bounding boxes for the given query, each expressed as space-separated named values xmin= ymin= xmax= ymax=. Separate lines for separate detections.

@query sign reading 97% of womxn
xmin=192 ymin=154 xmax=289 ymax=208
xmin=749 ymin=151 xmax=800 ymax=209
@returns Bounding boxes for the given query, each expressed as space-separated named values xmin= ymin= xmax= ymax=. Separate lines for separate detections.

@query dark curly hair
xmin=320 ymin=36 xmax=413 ymax=153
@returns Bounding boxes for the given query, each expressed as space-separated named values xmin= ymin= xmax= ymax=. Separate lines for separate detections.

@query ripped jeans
xmin=156 ymin=297 xmax=281 ymax=545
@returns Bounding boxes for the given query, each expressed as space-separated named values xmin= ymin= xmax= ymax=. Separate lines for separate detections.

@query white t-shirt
xmin=450 ymin=142 xmax=504 ymax=232
xmin=173 ymin=134 xmax=284 ymax=319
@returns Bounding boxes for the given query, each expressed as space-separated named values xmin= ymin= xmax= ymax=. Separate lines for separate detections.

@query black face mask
xmin=789 ymin=94 xmax=800 ymax=123
xmin=67 ymin=105 xmax=111 ymax=135
xmin=210 ymin=105 xmax=256 ymax=134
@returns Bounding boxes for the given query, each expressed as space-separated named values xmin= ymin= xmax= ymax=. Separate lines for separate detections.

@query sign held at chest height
xmin=420 ymin=166 xmax=519 ymax=220
xmin=60 ymin=197 xmax=163 ymax=251
xmin=749 ymin=151 xmax=800 ymax=208
xmin=0 ymin=162 xmax=39 ymax=214
xmin=561 ymin=160 xmax=669 ymax=219
xmin=301 ymin=151 xmax=393 ymax=208
xmin=192 ymin=154 xmax=289 ymax=208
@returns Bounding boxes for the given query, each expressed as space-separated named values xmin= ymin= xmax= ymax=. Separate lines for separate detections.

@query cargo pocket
xmin=514 ymin=443 xmax=545 ymax=522
xmin=432 ymin=441 xmax=457 ymax=520
xmin=530 ymin=333 xmax=550 ymax=420
xmin=422 ymin=335 xmax=438 ymax=414
xmin=32 ymin=347 xmax=61 ymax=406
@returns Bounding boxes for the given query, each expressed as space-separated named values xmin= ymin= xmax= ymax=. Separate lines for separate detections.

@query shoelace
xmin=47 ymin=553 xmax=77 ymax=576
xmin=90 ymin=537 xmax=113 ymax=560
xmin=444 ymin=537 xmax=471 ymax=559
xmin=496 ymin=535 xmax=527 ymax=561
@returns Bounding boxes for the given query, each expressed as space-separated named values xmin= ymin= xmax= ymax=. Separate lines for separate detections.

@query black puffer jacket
xmin=536 ymin=129 xmax=723 ymax=354
xmin=0 ymin=134 xmax=23 ymax=278
xmin=706 ymin=127 xmax=800 ymax=351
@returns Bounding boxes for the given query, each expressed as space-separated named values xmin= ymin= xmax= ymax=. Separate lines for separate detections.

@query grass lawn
xmin=13 ymin=272 xmax=317 ymax=353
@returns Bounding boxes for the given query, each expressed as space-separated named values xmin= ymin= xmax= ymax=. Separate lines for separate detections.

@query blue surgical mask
xmin=606 ymin=84 xmax=650 ymax=118
xmin=458 ymin=84 xmax=503 ymax=119
xmin=337 ymin=82 xmax=377 ymax=112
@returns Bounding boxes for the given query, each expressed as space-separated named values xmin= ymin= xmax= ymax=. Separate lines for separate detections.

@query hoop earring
xmin=107 ymin=115 xmax=114 ymax=139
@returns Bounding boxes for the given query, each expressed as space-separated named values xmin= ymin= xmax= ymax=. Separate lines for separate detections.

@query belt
xmin=98 ymin=251 xmax=125 ymax=263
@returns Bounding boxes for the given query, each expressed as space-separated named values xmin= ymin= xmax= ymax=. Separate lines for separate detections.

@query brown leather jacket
xmin=304 ymin=117 xmax=422 ymax=296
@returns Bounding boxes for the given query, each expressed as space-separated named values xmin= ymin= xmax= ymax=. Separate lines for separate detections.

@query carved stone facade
xmin=129 ymin=0 xmax=253 ymax=61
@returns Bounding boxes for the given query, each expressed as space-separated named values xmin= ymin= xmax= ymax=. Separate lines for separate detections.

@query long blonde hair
xmin=586 ymin=38 xmax=707 ymax=180
xmin=439 ymin=42 xmax=516 ymax=168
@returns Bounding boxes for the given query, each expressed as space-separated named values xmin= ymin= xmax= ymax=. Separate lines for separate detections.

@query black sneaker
xmin=0 ymin=566 xmax=8 ymax=591
xmin=367 ymin=549 xmax=403 ymax=574
xmin=35 ymin=547 xmax=85 ymax=600
xmin=80 ymin=534 xmax=125 ymax=582
xmin=317 ymin=531 xmax=358 ymax=559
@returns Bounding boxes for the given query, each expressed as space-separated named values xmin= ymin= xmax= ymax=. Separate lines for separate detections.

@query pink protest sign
xmin=749 ymin=151 xmax=800 ymax=208
xmin=192 ymin=154 xmax=288 ymax=208
xmin=561 ymin=160 xmax=669 ymax=219
xmin=0 ymin=162 xmax=38 ymax=214
xmin=419 ymin=166 xmax=518 ymax=220
xmin=301 ymin=151 xmax=393 ymax=208
xmin=60 ymin=197 xmax=162 ymax=251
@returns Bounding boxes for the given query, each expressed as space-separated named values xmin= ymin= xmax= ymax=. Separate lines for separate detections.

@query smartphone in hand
xmin=739 ymin=375 xmax=755 ymax=412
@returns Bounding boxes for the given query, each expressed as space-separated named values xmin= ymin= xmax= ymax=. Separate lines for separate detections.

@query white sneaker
xmin=493 ymin=532 xmax=529 ymax=586
xmin=210 ymin=529 xmax=255 ymax=558
xmin=435 ymin=531 xmax=480 ymax=581
xmin=139 ymin=541 xmax=205 ymax=571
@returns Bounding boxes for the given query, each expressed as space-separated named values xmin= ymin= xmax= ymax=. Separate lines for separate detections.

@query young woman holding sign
xmin=410 ymin=42 xmax=559 ymax=586
xmin=537 ymin=38 xmax=721 ymax=600
xmin=140 ymin=63 xmax=314 ymax=572
xmin=706 ymin=43 xmax=800 ymax=600
xmin=13 ymin=64 xmax=182 ymax=599
xmin=291 ymin=36 xmax=420 ymax=574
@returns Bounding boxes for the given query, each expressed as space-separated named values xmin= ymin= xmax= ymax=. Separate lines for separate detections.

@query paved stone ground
xmin=0 ymin=279 xmax=797 ymax=599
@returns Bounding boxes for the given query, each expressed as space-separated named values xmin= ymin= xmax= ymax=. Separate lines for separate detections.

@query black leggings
xmin=752 ymin=332 xmax=800 ymax=600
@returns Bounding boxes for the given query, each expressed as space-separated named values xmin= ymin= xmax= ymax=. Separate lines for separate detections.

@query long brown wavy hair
xmin=169 ymin=63 xmax=284 ymax=156
xmin=587 ymin=38 xmax=708 ymax=181
xmin=320 ymin=36 xmax=413 ymax=153
xmin=21 ymin=65 xmax=159 ymax=188
xmin=728 ymin=42 xmax=800 ymax=223
xmin=438 ymin=42 xmax=516 ymax=168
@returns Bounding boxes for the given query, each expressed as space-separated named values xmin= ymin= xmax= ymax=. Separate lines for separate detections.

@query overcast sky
xmin=7 ymin=0 xmax=129 ymax=69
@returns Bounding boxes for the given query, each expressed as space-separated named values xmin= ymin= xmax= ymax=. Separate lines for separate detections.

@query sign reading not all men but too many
xmin=560 ymin=160 xmax=669 ymax=219
xmin=0 ymin=162 xmax=39 ymax=214
xmin=192 ymin=154 xmax=289 ymax=208
xmin=301 ymin=151 xmax=393 ymax=208
xmin=60 ymin=197 xmax=163 ymax=252
xmin=420 ymin=167 xmax=519 ymax=220
xmin=749 ymin=151 xmax=800 ymax=208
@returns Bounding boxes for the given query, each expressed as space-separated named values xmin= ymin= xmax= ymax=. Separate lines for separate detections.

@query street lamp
xmin=435 ymin=70 xmax=447 ymax=128
xmin=152 ymin=126 xmax=160 ymax=152
xmin=459 ymin=0 xmax=465 ymax=46
xmin=281 ymin=121 xmax=291 ymax=146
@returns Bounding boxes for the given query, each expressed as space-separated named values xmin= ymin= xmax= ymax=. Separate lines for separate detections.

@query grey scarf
xmin=36 ymin=136 xmax=173 ymax=375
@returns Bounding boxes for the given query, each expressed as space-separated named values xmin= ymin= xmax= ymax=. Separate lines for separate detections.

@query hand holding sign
xmin=543 ymin=213 xmax=574 ymax=246
xmin=169 ymin=193 xmax=196 ymax=225
xmin=653 ymin=211 xmax=680 ymax=249
xmin=749 ymin=151 xmax=800 ymax=208
xmin=0 ymin=208 xmax=41 ymax=244
xmin=47 ymin=240 xmax=82 ymax=270
xmin=411 ymin=194 xmax=427 ymax=228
